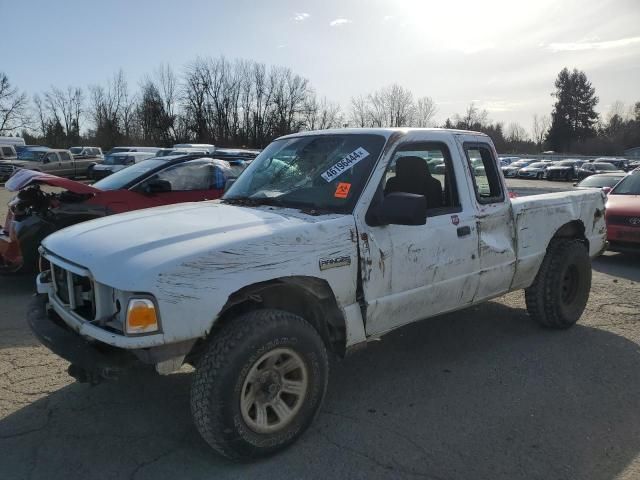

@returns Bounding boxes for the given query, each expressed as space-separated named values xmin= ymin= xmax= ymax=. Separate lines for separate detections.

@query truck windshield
xmin=223 ymin=134 xmax=386 ymax=213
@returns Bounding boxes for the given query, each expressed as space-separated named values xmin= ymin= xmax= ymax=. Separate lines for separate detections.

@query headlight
xmin=125 ymin=298 xmax=159 ymax=334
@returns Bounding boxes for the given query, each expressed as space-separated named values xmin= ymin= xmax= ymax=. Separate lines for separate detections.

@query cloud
xmin=329 ymin=18 xmax=352 ymax=27
xmin=382 ymin=15 xmax=395 ymax=22
xmin=546 ymin=36 xmax=640 ymax=52
xmin=293 ymin=13 xmax=310 ymax=22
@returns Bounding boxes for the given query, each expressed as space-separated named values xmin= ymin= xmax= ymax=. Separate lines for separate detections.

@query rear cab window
xmin=464 ymin=143 xmax=504 ymax=204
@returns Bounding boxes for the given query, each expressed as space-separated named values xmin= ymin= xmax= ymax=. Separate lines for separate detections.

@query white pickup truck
xmin=29 ymin=128 xmax=606 ymax=460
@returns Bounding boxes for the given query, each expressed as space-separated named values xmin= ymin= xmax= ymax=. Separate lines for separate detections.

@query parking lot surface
xmin=1 ymin=181 xmax=639 ymax=479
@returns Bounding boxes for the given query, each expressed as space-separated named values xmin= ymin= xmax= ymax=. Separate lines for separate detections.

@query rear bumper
xmin=546 ymin=170 xmax=573 ymax=180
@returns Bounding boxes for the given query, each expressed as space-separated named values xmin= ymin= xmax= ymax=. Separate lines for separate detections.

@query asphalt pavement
xmin=1 ymin=179 xmax=639 ymax=480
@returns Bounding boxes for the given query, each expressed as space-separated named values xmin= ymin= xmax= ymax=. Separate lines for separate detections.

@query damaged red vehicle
xmin=606 ymin=168 xmax=640 ymax=254
xmin=0 ymin=154 xmax=248 ymax=273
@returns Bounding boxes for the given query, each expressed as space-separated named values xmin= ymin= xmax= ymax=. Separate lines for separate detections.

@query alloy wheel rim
xmin=240 ymin=347 xmax=309 ymax=434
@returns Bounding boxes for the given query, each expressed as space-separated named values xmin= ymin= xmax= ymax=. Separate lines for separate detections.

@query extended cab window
xmin=465 ymin=144 xmax=504 ymax=204
xmin=382 ymin=142 xmax=460 ymax=215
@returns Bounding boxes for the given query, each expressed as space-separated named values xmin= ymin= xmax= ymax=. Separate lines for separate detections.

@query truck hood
xmin=41 ymin=201 xmax=349 ymax=290
xmin=606 ymin=194 xmax=640 ymax=216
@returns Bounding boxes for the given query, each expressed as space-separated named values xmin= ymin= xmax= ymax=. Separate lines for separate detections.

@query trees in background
xmin=532 ymin=114 xmax=550 ymax=149
xmin=546 ymin=68 xmax=599 ymax=152
xmin=348 ymin=84 xmax=437 ymax=128
xmin=9 ymin=62 xmax=640 ymax=154
xmin=0 ymin=73 xmax=29 ymax=134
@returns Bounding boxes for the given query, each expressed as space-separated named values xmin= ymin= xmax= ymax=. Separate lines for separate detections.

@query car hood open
xmin=5 ymin=169 xmax=101 ymax=194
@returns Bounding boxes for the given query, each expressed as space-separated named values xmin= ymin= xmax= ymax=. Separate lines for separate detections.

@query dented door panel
xmin=358 ymin=214 xmax=480 ymax=336
xmin=456 ymin=135 xmax=517 ymax=301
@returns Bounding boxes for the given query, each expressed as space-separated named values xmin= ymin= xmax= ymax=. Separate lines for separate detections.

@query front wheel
xmin=190 ymin=309 xmax=328 ymax=460
xmin=537 ymin=172 xmax=544 ymax=180
xmin=525 ymin=239 xmax=591 ymax=328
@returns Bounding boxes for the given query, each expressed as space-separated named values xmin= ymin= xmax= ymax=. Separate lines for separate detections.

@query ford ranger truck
xmin=29 ymin=128 xmax=607 ymax=460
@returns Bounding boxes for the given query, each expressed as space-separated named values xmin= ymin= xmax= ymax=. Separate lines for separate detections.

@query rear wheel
xmin=190 ymin=309 xmax=329 ymax=460
xmin=537 ymin=172 xmax=544 ymax=180
xmin=525 ymin=239 xmax=591 ymax=328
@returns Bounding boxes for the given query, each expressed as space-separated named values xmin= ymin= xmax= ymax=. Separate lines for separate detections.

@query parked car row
xmin=0 ymin=150 xmax=253 ymax=273
xmin=499 ymin=157 xmax=631 ymax=181
xmin=0 ymin=142 xmax=259 ymax=182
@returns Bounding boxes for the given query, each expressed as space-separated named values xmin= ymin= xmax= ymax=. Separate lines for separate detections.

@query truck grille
xmin=51 ymin=264 xmax=96 ymax=321
xmin=608 ymin=215 xmax=640 ymax=227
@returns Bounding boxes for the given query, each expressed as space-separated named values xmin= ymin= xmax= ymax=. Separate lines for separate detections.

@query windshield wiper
xmin=222 ymin=197 xmax=286 ymax=207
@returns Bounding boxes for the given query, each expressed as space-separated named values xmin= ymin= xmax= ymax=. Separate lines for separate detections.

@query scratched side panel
xmin=510 ymin=189 xmax=606 ymax=290
xmin=150 ymin=215 xmax=359 ymax=343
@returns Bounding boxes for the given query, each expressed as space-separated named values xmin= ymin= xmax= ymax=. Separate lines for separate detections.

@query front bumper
xmin=0 ymin=230 xmax=23 ymax=273
xmin=28 ymin=294 xmax=142 ymax=383
xmin=607 ymin=225 xmax=640 ymax=254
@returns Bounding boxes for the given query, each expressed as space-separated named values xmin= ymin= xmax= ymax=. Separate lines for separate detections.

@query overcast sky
xmin=2 ymin=0 xmax=639 ymax=133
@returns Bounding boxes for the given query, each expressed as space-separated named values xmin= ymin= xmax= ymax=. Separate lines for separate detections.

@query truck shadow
xmin=0 ymin=273 xmax=40 ymax=349
xmin=1 ymin=302 xmax=639 ymax=480
xmin=593 ymin=252 xmax=640 ymax=282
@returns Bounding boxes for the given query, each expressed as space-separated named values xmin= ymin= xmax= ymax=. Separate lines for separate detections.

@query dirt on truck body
xmin=28 ymin=128 xmax=606 ymax=460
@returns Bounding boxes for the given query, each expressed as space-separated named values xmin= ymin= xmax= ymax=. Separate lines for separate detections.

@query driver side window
xmin=382 ymin=142 xmax=460 ymax=216
xmin=44 ymin=153 xmax=58 ymax=163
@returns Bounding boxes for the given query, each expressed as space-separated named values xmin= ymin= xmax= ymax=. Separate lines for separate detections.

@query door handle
xmin=457 ymin=226 xmax=471 ymax=237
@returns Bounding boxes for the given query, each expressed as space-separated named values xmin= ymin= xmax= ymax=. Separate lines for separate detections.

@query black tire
xmin=525 ymin=239 xmax=591 ymax=328
xmin=190 ymin=309 xmax=329 ymax=460
xmin=537 ymin=172 xmax=543 ymax=180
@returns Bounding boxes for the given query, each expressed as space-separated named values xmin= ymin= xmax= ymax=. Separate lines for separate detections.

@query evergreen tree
xmin=546 ymin=68 xmax=599 ymax=152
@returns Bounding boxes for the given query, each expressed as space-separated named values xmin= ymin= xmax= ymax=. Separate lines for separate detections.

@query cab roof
xmin=278 ymin=127 xmax=488 ymax=140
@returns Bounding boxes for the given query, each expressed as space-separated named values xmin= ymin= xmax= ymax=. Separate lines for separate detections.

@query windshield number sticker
xmin=321 ymin=147 xmax=370 ymax=182
xmin=334 ymin=182 xmax=351 ymax=199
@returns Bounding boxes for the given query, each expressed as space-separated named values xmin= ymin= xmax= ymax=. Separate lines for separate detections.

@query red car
xmin=605 ymin=169 xmax=640 ymax=254
xmin=0 ymin=154 xmax=249 ymax=272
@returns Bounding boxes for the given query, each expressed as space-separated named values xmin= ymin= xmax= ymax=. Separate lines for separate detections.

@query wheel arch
xmin=550 ymin=220 xmax=588 ymax=250
xmin=202 ymin=276 xmax=348 ymax=358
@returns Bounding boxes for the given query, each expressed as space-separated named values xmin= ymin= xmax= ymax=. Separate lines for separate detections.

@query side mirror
xmin=224 ymin=178 xmax=236 ymax=192
xmin=374 ymin=192 xmax=427 ymax=226
xmin=573 ymin=183 xmax=578 ymax=187
xmin=42 ymin=158 xmax=50 ymax=164
xmin=601 ymin=186 xmax=612 ymax=195
xmin=144 ymin=179 xmax=172 ymax=194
